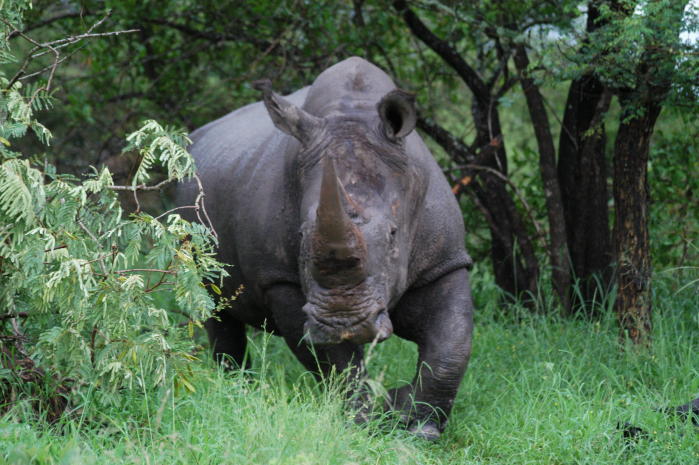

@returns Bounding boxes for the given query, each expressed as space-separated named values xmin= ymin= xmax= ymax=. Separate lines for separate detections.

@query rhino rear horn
xmin=253 ymin=79 xmax=322 ymax=143
xmin=377 ymin=89 xmax=417 ymax=140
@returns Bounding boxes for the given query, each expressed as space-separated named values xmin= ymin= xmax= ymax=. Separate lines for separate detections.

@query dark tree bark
xmin=613 ymin=101 xmax=661 ymax=346
xmin=557 ymin=2 xmax=613 ymax=314
xmin=513 ymin=45 xmax=571 ymax=312
xmin=558 ymin=74 xmax=612 ymax=313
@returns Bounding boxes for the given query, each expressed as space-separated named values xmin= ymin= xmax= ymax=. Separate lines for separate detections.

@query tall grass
xmin=1 ymin=268 xmax=697 ymax=464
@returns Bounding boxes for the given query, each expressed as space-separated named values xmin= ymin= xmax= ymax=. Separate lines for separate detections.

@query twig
xmin=8 ymin=11 xmax=86 ymax=39
xmin=109 ymin=178 xmax=174 ymax=214
xmin=44 ymin=244 xmax=67 ymax=252
xmin=144 ymin=260 xmax=174 ymax=292
xmin=32 ymin=29 xmax=140 ymax=57
xmin=77 ymin=218 xmax=100 ymax=244
xmin=20 ymin=43 xmax=87 ymax=82
xmin=76 ymin=217 xmax=108 ymax=274
xmin=2 ymin=12 xmax=138 ymax=96
xmin=109 ymin=178 xmax=173 ymax=192
xmin=1 ymin=18 xmax=59 ymax=91
xmin=144 ymin=283 xmax=174 ymax=294
xmin=154 ymin=205 xmax=197 ymax=221
xmin=193 ymin=173 xmax=217 ymax=241
xmin=114 ymin=268 xmax=176 ymax=275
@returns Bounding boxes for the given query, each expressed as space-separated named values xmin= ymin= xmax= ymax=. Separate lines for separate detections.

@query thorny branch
xmin=0 ymin=9 xmax=217 ymax=422
xmin=77 ymin=216 xmax=108 ymax=275
xmin=192 ymin=173 xmax=217 ymax=241
xmin=2 ymin=17 xmax=59 ymax=94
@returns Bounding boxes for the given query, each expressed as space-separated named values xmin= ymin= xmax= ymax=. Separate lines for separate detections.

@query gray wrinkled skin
xmin=176 ymin=57 xmax=474 ymax=439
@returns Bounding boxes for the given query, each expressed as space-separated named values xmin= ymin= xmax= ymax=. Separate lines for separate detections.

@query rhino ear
xmin=252 ymin=79 xmax=322 ymax=143
xmin=377 ymin=89 xmax=417 ymax=141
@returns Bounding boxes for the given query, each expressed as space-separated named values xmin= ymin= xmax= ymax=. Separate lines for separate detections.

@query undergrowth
xmin=0 ymin=267 xmax=697 ymax=465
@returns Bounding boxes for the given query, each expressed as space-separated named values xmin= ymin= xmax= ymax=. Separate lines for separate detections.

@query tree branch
xmin=392 ymin=0 xmax=490 ymax=102
xmin=417 ymin=116 xmax=476 ymax=163
xmin=447 ymin=164 xmax=544 ymax=240
xmin=109 ymin=178 xmax=173 ymax=192
xmin=143 ymin=18 xmax=272 ymax=50
xmin=513 ymin=44 xmax=570 ymax=311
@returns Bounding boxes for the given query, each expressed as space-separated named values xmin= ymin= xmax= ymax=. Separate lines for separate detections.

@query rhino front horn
xmin=311 ymin=157 xmax=367 ymax=287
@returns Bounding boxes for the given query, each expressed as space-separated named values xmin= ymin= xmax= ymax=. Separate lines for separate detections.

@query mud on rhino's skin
xmin=176 ymin=56 xmax=474 ymax=439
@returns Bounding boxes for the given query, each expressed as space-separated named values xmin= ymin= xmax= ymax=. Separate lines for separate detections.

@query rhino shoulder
xmin=408 ymin=134 xmax=473 ymax=287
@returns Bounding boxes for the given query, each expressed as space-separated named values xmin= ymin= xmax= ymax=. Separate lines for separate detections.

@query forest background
xmin=0 ymin=1 xmax=697 ymax=463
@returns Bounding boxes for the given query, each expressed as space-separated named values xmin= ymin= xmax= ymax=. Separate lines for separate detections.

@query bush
xmin=0 ymin=3 xmax=225 ymax=420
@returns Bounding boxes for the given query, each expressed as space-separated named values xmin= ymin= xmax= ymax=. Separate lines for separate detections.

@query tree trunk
xmin=613 ymin=101 xmax=661 ymax=346
xmin=513 ymin=45 xmax=571 ymax=312
xmin=558 ymin=74 xmax=612 ymax=314
xmin=557 ymin=1 xmax=613 ymax=315
xmin=469 ymin=99 xmax=540 ymax=302
xmin=610 ymin=0 xmax=687 ymax=346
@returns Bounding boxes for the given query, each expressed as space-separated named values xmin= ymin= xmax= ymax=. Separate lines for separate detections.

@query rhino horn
xmin=312 ymin=157 xmax=367 ymax=286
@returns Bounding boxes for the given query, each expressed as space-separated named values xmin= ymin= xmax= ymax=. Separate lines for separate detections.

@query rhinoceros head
xmin=254 ymin=79 xmax=421 ymax=345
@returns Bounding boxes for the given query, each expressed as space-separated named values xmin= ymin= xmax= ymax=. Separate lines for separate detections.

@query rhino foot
xmin=408 ymin=421 xmax=441 ymax=441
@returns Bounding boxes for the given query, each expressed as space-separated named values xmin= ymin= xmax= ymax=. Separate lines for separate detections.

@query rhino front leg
xmin=205 ymin=310 xmax=248 ymax=369
xmin=388 ymin=267 xmax=474 ymax=440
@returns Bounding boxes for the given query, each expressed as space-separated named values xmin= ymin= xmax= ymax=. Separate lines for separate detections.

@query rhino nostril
xmin=373 ymin=310 xmax=393 ymax=341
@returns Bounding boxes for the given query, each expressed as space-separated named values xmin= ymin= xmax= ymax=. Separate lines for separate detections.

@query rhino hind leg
xmin=205 ymin=311 xmax=249 ymax=370
xmin=387 ymin=267 xmax=474 ymax=440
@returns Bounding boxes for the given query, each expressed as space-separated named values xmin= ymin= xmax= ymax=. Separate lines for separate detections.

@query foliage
xmin=588 ymin=0 xmax=698 ymax=105
xmin=0 ymin=1 xmax=225 ymax=413
xmin=649 ymin=117 xmax=699 ymax=267
xmin=10 ymin=0 xmax=383 ymax=173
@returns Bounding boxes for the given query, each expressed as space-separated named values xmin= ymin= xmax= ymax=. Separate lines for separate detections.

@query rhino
xmin=176 ymin=57 xmax=473 ymax=439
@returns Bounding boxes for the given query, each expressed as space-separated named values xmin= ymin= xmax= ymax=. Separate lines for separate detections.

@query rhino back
xmin=302 ymin=56 xmax=396 ymax=117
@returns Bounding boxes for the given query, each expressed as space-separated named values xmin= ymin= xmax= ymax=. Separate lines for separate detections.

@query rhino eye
xmin=389 ymin=226 xmax=397 ymax=239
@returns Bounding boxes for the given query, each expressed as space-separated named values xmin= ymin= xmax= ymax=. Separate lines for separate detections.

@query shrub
xmin=0 ymin=2 xmax=225 ymax=420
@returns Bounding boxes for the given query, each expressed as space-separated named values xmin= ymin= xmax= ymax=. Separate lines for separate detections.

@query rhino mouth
xmin=302 ymin=283 xmax=393 ymax=345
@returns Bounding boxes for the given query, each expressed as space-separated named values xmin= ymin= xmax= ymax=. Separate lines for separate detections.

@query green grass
xmin=1 ymin=269 xmax=697 ymax=464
